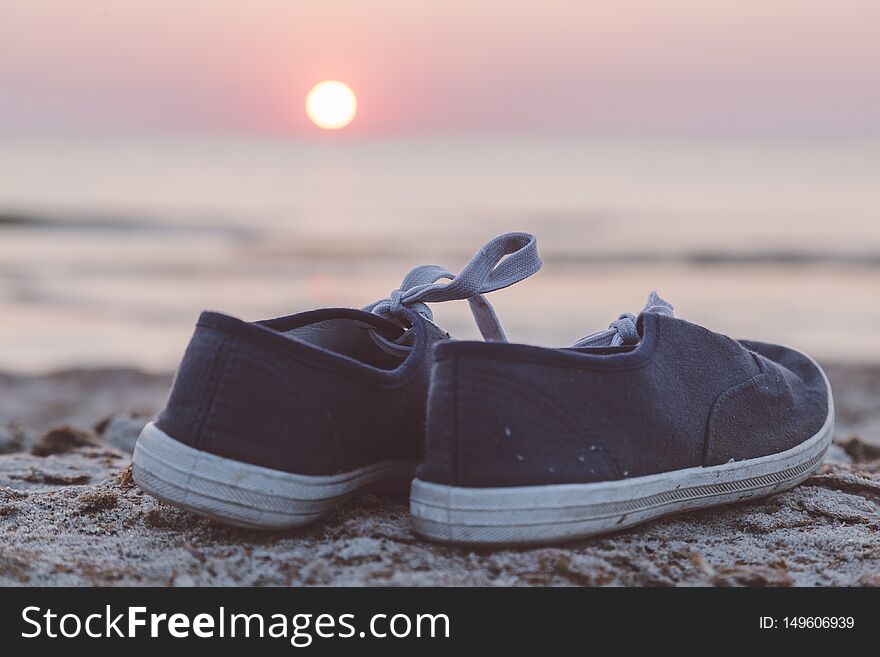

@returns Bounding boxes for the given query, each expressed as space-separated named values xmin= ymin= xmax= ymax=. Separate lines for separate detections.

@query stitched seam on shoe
xmin=434 ymin=319 xmax=663 ymax=372
xmin=191 ymin=336 xmax=231 ymax=450
xmin=195 ymin=324 xmax=422 ymax=389
xmin=434 ymin=315 xmax=664 ymax=372
xmin=452 ymin=356 xmax=460 ymax=486
xmin=702 ymin=372 xmax=768 ymax=466
xmin=434 ymin=350 xmax=657 ymax=372
xmin=748 ymin=350 xmax=766 ymax=374
xmin=182 ymin=336 xmax=231 ymax=503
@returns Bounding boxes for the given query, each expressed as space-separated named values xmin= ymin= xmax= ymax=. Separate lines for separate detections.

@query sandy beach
xmin=2 ymin=139 xmax=878 ymax=587
xmin=1 ymin=362 xmax=878 ymax=586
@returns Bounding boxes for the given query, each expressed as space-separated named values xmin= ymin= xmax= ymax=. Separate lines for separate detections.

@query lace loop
xmin=367 ymin=232 xmax=541 ymax=342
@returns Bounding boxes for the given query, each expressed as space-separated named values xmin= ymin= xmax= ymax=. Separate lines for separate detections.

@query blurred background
xmin=1 ymin=0 xmax=878 ymax=372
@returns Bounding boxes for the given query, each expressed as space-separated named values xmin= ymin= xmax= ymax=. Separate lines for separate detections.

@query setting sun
xmin=305 ymin=81 xmax=357 ymax=130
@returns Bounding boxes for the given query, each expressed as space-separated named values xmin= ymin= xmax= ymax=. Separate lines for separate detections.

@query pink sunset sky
xmin=0 ymin=0 xmax=878 ymax=136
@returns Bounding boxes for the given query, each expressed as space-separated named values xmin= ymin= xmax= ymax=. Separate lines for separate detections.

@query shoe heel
xmin=133 ymin=422 xmax=417 ymax=529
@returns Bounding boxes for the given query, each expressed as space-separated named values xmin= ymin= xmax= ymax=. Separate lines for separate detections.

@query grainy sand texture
xmin=1 ymin=364 xmax=878 ymax=586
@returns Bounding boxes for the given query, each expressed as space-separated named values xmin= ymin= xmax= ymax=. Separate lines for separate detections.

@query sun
xmin=305 ymin=81 xmax=357 ymax=130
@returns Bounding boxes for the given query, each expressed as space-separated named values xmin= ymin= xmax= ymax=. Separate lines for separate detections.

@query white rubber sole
xmin=411 ymin=360 xmax=835 ymax=547
xmin=132 ymin=423 xmax=417 ymax=529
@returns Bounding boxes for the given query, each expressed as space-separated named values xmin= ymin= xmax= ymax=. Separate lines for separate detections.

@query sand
xmin=1 ymin=364 xmax=878 ymax=586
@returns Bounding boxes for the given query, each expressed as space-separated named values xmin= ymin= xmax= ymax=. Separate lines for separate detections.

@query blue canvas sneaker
xmin=132 ymin=232 xmax=541 ymax=529
xmin=411 ymin=293 xmax=834 ymax=546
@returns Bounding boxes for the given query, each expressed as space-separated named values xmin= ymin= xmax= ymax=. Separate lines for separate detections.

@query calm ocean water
xmin=1 ymin=136 xmax=878 ymax=371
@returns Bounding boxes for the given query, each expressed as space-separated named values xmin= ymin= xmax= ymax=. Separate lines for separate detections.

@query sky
xmin=0 ymin=0 xmax=878 ymax=136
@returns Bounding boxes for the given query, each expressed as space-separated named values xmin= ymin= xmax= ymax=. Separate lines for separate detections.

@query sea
xmin=1 ymin=135 xmax=878 ymax=371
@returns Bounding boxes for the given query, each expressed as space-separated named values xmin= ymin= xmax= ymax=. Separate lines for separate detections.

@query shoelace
xmin=572 ymin=291 xmax=674 ymax=347
xmin=365 ymin=232 xmax=541 ymax=343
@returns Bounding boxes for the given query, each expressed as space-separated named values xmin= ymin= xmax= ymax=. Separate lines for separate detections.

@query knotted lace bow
xmin=572 ymin=291 xmax=674 ymax=347
xmin=366 ymin=232 xmax=541 ymax=342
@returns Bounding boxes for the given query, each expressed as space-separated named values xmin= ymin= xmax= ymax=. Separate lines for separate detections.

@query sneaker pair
xmin=132 ymin=232 xmax=833 ymax=546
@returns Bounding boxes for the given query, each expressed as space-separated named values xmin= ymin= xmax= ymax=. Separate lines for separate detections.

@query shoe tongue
xmin=571 ymin=291 xmax=674 ymax=348
xmin=640 ymin=291 xmax=675 ymax=319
